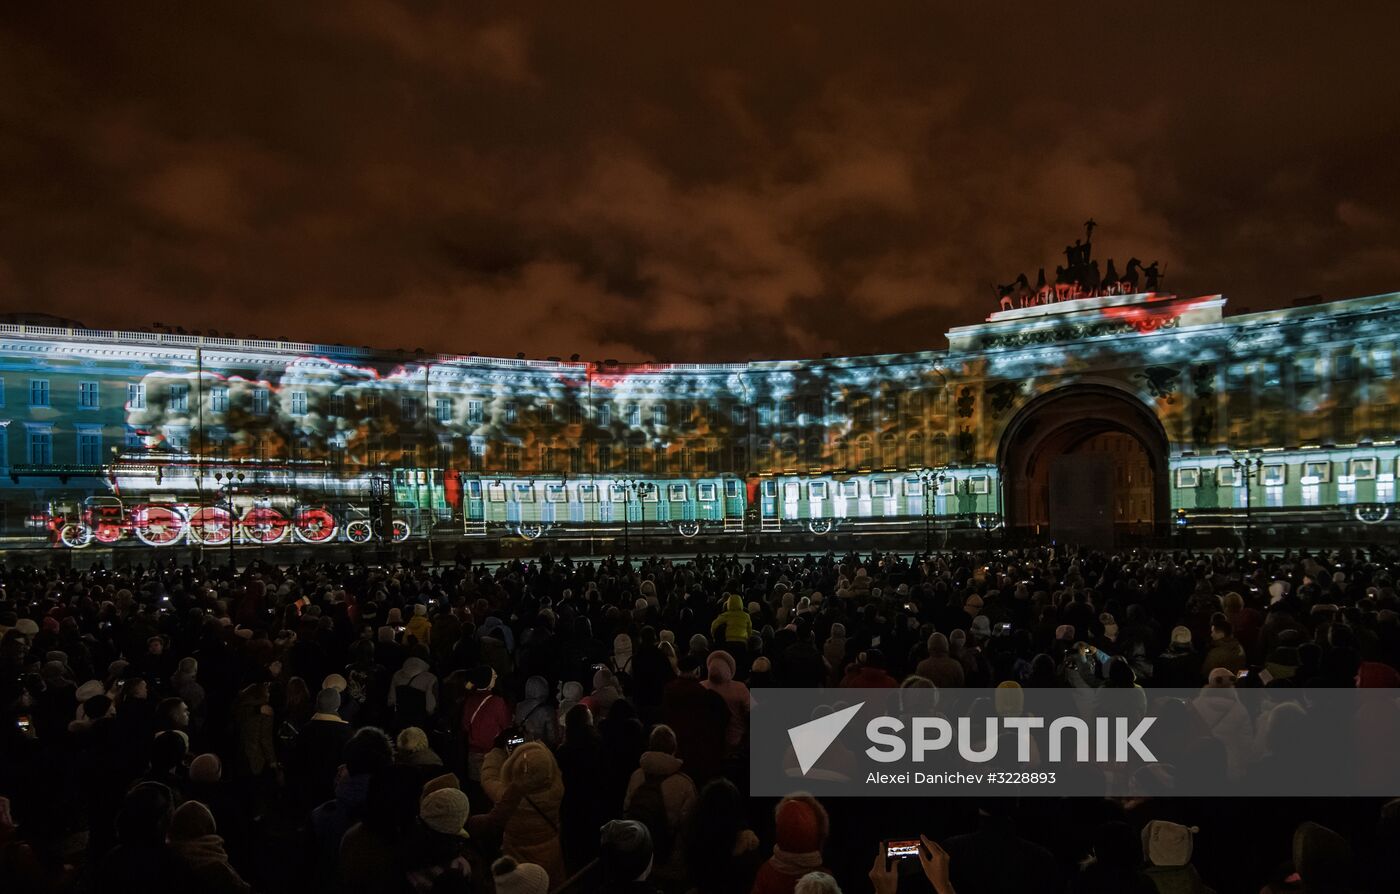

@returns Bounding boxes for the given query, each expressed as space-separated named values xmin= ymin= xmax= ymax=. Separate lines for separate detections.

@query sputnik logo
xmin=788 ymin=702 xmax=864 ymax=775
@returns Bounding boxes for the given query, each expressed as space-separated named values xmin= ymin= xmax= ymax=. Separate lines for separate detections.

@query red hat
xmin=774 ymin=795 xmax=829 ymax=853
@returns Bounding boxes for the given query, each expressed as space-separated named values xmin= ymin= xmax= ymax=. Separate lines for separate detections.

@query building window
xmin=880 ymin=432 xmax=899 ymax=467
xmin=1294 ymin=356 xmax=1319 ymax=385
xmin=1373 ymin=348 xmax=1394 ymax=378
xmin=467 ymin=399 xmax=483 ymax=425
xmin=855 ymin=435 xmax=873 ymax=468
xmin=627 ymin=404 xmax=641 ymax=427
xmin=597 ymin=404 xmax=611 ymax=427
xmin=27 ymin=428 xmax=52 ymax=464
xmin=1334 ymin=351 xmax=1358 ymax=380
xmin=29 ymin=380 xmax=49 ymax=408
xmin=169 ymin=383 xmax=189 ymax=412
xmin=907 ymin=432 xmax=924 ymax=467
xmin=0 ymin=377 xmax=5 ymax=407
xmin=79 ymin=381 xmax=100 ymax=409
xmin=597 ymin=441 xmax=612 ymax=469
xmin=75 ymin=430 xmax=101 ymax=466
xmin=401 ymin=396 xmax=421 ymax=421
xmin=468 ymin=436 xmax=486 ymax=470
xmin=211 ymin=386 xmax=229 ymax=413
xmin=435 ymin=397 xmax=453 ymax=422
xmin=504 ymin=445 xmax=520 ymax=472
xmin=504 ymin=402 xmax=518 ymax=424
xmin=165 ymin=426 xmax=190 ymax=450
xmin=127 ymin=382 xmax=145 ymax=410
xmin=290 ymin=391 xmax=308 ymax=416
xmin=365 ymin=392 xmax=381 ymax=415
xmin=652 ymin=405 xmax=667 ymax=427
xmin=251 ymin=388 xmax=269 ymax=416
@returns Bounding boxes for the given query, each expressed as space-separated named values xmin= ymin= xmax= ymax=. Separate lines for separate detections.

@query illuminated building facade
xmin=0 ymin=287 xmax=1397 ymax=550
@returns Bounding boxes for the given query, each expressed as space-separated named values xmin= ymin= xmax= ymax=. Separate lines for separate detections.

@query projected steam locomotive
xmin=41 ymin=451 xmax=1002 ymax=548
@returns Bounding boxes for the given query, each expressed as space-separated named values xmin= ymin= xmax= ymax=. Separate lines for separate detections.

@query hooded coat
xmin=1190 ymin=687 xmax=1254 ymax=780
xmin=514 ymin=675 xmax=558 ymax=745
xmin=388 ymin=656 xmax=438 ymax=721
xmin=700 ymin=651 xmax=750 ymax=750
xmin=711 ymin=595 xmax=753 ymax=645
xmin=482 ymin=741 xmax=567 ymax=887
xmin=168 ymin=802 xmax=252 ymax=894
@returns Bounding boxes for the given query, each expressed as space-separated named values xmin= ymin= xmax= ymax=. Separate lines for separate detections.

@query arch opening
xmin=998 ymin=385 xmax=1170 ymax=547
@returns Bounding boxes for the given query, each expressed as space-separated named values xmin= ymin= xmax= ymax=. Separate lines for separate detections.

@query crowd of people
xmin=2 ymin=544 xmax=1400 ymax=893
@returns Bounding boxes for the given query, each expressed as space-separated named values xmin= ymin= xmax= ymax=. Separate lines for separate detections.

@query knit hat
xmin=1055 ymin=624 xmax=1075 ymax=641
xmin=422 ymin=772 xmax=461 ymax=797
xmin=14 ymin=618 xmax=38 ymax=637
xmin=315 ymin=687 xmax=341 ymax=714
xmin=994 ymin=680 xmax=1024 ymax=716
xmin=774 ymin=795 xmax=829 ymax=853
xmin=1142 ymin=820 xmax=1197 ymax=866
xmin=420 ymin=788 xmax=470 ymax=838
xmin=189 ymin=753 xmax=222 ymax=783
xmin=491 ymin=857 xmax=550 ymax=894
xmin=75 ymin=680 xmax=105 ymax=702
xmin=1206 ymin=668 xmax=1236 ymax=688
xmin=170 ymin=800 xmax=217 ymax=841
xmin=600 ymin=819 xmax=653 ymax=882
xmin=971 ymin=615 xmax=991 ymax=639
xmin=752 ymin=656 xmax=772 ymax=674
xmin=413 ymin=603 xmax=427 ymax=617
xmin=322 ymin=673 xmax=348 ymax=693
xmin=1170 ymin=626 xmax=1193 ymax=647
xmin=397 ymin=726 xmax=430 ymax=754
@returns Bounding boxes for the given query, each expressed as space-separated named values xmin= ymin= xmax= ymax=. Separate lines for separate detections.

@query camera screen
xmin=885 ymin=839 xmax=920 ymax=859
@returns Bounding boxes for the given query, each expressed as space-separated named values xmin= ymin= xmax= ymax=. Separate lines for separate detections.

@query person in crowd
xmin=167 ymin=800 xmax=253 ymax=894
xmin=296 ymin=686 xmax=352 ymax=807
xmin=623 ymin=723 xmax=697 ymax=880
xmin=482 ymin=740 xmax=567 ymax=886
xmin=752 ymin=794 xmax=831 ymax=894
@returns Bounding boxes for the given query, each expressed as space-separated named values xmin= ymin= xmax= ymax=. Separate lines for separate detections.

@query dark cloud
xmin=1 ymin=3 xmax=1398 ymax=362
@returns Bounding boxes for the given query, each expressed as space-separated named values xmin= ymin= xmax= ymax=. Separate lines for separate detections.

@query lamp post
xmin=212 ymin=471 xmax=245 ymax=570
xmin=618 ymin=476 xmax=640 ymax=559
xmin=1232 ymin=454 xmax=1264 ymax=551
xmin=917 ymin=469 xmax=947 ymax=557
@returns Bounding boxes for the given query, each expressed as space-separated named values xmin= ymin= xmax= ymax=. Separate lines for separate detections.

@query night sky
xmin=2 ymin=4 xmax=1398 ymax=362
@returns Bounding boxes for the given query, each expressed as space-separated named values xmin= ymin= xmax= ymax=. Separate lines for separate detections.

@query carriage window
xmin=698 ymin=482 xmax=717 ymax=501
xmin=840 ymin=479 xmax=860 ymax=498
xmin=514 ymin=482 xmax=536 ymax=502
xmin=545 ymin=484 xmax=567 ymax=503
xmin=808 ymin=481 xmax=828 ymax=500
xmin=1302 ymin=460 xmax=1331 ymax=483
xmin=784 ymin=481 xmax=799 ymax=500
xmin=1260 ymin=464 xmax=1286 ymax=486
xmin=1175 ymin=468 xmax=1200 ymax=488
xmin=668 ymin=483 xmax=688 ymax=502
xmin=762 ymin=479 xmax=777 ymax=497
xmin=871 ymin=478 xmax=893 ymax=498
xmin=723 ymin=479 xmax=739 ymax=498
xmin=1217 ymin=466 xmax=1238 ymax=487
xmin=610 ymin=484 xmax=629 ymax=502
xmin=467 ymin=480 xmax=482 ymax=499
xmin=640 ymin=483 xmax=659 ymax=502
xmin=903 ymin=477 xmax=922 ymax=497
xmin=487 ymin=482 xmax=506 ymax=502
xmin=1349 ymin=458 xmax=1377 ymax=480
xmin=578 ymin=483 xmax=599 ymax=503
xmin=969 ymin=476 xmax=990 ymax=494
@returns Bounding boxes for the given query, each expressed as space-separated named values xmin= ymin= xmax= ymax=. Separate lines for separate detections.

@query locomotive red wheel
xmin=345 ymin=520 xmax=373 ymax=543
xmin=132 ymin=505 xmax=188 ymax=546
xmin=391 ymin=519 xmax=411 ymax=542
xmin=188 ymin=506 xmax=234 ymax=545
xmin=240 ymin=507 xmax=289 ymax=544
xmin=59 ymin=523 xmax=94 ymax=549
xmin=293 ymin=507 xmax=338 ymax=544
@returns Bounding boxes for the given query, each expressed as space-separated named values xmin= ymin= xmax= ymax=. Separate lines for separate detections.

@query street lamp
xmin=1231 ymin=453 xmax=1265 ymax=551
xmin=211 ymin=470 xmax=245 ymax=569
xmin=618 ymin=476 xmax=640 ymax=559
xmin=917 ymin=468 xmax=947 ymax=556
